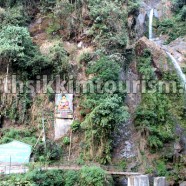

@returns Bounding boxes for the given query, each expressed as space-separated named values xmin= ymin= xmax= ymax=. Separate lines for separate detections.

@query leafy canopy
xmin=0 ymin=25 xmax=50 ymax=77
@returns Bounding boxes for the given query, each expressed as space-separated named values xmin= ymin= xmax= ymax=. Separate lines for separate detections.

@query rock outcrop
xmin=166 ymin=37 xmax=186 ymax=66
xmin=29 ymin=16 xmax=51 ymax=45
xmin=135 ymin=36 xmax=168 ymax=73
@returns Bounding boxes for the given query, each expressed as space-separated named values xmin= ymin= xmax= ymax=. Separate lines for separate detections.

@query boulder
xmin=135 ymin=36 xmax=168 ymax=73
xmin=167 ymin=37 xmax=186 ymax=66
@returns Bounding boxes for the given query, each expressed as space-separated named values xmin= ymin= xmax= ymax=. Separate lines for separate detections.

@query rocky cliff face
xmin=131 ymin=0 xmax=172 ymax=41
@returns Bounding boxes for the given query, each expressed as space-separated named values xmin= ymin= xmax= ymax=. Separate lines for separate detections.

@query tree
xmin=0 ymin=25 xmax=50 ymax=77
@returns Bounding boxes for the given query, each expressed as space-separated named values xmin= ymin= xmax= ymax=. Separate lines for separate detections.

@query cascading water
xmin=166 ymin=52 xmax=186 ymax=85
xmin=148 ymin=8 xmax=186 ymax=86
xmin=149 ymin=9 xmax=154 ymax=40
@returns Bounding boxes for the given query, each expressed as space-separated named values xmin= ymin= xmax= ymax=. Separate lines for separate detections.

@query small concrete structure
xmin=54 ymin=119 xmax=73 ymax=139
xmin=154 ymin=177 xmax=166 ymax=186
xmin=128 ymin=175 xmax=149 ymax=186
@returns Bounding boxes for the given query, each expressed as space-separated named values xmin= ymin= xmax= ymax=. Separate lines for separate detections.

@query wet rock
xmin=166 ymin=37 xmax=186 ymax=65
xmin=180 ymin=181 xmax=186 ymax=186
xmin=174 ymin=142 xmax=182 ymax=152
xmin=134 ymin=3 xmax=149 ymax=39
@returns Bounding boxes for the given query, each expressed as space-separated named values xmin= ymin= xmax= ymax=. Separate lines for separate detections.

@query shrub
xmin=156 ymin=160 xmax=167 ymax=176
xmin=119 ymin=160 xmax=127 ymax=171
xmin=25 ymin=170 xmax=64 ymax=186
xmin=87 ymin=0 xmax=129 ymax=53
xmin=127 ymin=0 xmax=140 ymax=15
xmin=1 ymin=169 xmax=64 ymax=186
xmin=40 ymin=0 xmax=57 ymax=12
xmin=179 ymin=5 xmax=186 ymax=20
xmin=172 ymin=0 xmax=185 ymax=12
xmin=5 ymin=89 xmax=32 ymax=124
xmin=137 ymin=49 xmax=155 ymax=79
xmin=34 ymin=140 xmax=62 ymax=161
xmin=79 ymin=166 xmax=111 ymax=186
xmin=49 ymin=43 xmax=70 ymax=76
xmin=64 ymin=170 xmax=79 ymax=186
xmin=148 ymin=135 xmax=163 ymax=149
xmin=80 ymin=53 xmax=129 ymax=163
xmin=158 ymin=1 xmax=186 ymax=43
xmin=63 ymin=137 xmax=70 ymax=145
xmin=0 ymin=128 xmax=37 ymax=145
xmin=71 ymin=120 xmax=81 ymax=132
xmin=86 ymin=56 xmax=121 ymax=82
xmin=78 ymin=52 xmax=93 ymax=64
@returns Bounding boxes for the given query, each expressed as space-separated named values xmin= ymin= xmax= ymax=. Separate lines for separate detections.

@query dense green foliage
xmin=33 ymin=140 xmax=62 ymax=162
xmin=79 ymin=166 xmax=111 ymax=186
xmin=82 ymin=95 xmax=129 ymax=163
xmin=49 ymin=43 xmax=70 ymax=76
xmin=137 ymin=49 xmax=155 ymax=79
xmin=0 ymin=25 xmax=50 ymax=77
xmin=0 ymin=128 xmax=37 ymax=145
xmin=80 ymin=55 xmax=129 ymax=163
xmin=0 ymin=5 xmax=28 ymax=27
xmin=64 ymin=170 xmax=79 ymax=186
xmin=71 ymin=120 xmax=81 ymax=132
xmin=135 ymin=93 xmax=174 ymax=149
xmin=1 ymin=170 xmax=64 ymax=186
xmin=86 ymin=56 xmax=121 ymax=82
xmin=1 ymin=166 xmax=113 ymax=186
xmin=158 ymin=0 xmax=186 ymax=43
xmin=135 ymin=50 xmax=175 ymax=150
xmin=1 ymin=0 xmax=185 ymax=184
xmin=0 ymin=27 xmax=69 ymax=79
xmin=86 ymin=0 xmax=133 ymax=53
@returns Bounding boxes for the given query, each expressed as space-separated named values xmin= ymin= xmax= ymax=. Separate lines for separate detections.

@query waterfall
xmin=148 ymin=8 xmax=186 ymax=86
xmin=166 ymin=52 xmax=186 ymax=85
xmin=149 ymin=9 xmax=154 ymax=40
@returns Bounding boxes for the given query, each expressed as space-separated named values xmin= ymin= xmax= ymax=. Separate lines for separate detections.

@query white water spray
xmin=148 ymin=8 xmax=186 ymax=86
xmin=149 ymin=9 xmax=154 ymax=40
xmin=166 ymin=52 xmax=186 ymax=85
